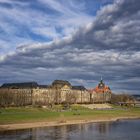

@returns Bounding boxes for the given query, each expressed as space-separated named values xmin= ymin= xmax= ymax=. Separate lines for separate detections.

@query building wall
xmin=0 ymin=89 xmax=32 ymax=107
xmin=32 ymin=88 xmax=56 ymax=105
xmin=0 ymin=88 xmax=111 ymax=107
xmin=60 ymin=89 xmax=71 ymax=103
xmin=91 ymin=92 xmax=111 ymax=103
xmin=71 ymin=90 xmax=90 ymax=103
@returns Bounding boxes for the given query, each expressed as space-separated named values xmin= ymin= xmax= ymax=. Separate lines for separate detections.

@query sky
xmin=0 ymin=0 xmax=140 ymax=94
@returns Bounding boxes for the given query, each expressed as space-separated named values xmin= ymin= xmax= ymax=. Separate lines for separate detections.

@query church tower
xmin=98 ymin=76 xmax=105 ymax=89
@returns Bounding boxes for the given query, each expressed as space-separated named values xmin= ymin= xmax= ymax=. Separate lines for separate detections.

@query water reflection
xmin=0 ymin=120 xmax=140 ymax=140
xmin=96 ymin=122 xmax=111 ymax=134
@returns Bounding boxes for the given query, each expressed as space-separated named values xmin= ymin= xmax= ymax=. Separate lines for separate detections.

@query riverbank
xmin=0 ymin=116 xmax=140 ymax=131
xmin=0 ymin=105 xmax=140 ymax=131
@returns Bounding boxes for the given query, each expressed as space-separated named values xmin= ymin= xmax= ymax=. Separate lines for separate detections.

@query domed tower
xmin=94 ymin=77 xmax=111 ymax=94
xmin=98 ymin=76 xmax=105 ymax=89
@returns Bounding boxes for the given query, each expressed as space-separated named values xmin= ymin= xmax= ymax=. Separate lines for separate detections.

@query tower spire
xmin=100 ymin=76 xmax=104 ymax=84
xmin=101 ymin=76 xmax=102 ymax=81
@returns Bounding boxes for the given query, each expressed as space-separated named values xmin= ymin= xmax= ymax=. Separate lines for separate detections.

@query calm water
xmin=0 ymin=119 xmax=140 ymax=140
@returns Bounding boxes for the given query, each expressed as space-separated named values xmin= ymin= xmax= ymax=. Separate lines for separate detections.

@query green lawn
xmin=0 ymin=105 xmax=140 ymax=124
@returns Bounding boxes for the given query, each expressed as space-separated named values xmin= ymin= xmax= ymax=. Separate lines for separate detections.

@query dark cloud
xmin=0 ymin=0 xmax=140 ymax=94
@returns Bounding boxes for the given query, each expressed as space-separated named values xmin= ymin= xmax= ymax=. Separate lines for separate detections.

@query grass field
xmin=0 ymin=105 xmax=140 ymax=125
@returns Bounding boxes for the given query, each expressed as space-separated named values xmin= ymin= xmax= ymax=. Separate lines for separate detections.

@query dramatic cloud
xmin=0 ymin=0 xmax=140 ymax=94
xmin=0 ymin=0 xmax=95 ymax=54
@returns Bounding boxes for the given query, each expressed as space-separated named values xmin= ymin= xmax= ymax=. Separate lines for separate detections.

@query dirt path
xmin=80 ymin=104 xmax=113 ymax=109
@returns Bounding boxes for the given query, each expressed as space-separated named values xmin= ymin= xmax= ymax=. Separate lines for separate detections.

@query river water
xmin=0 ymin=119 xmax=140 ymax=140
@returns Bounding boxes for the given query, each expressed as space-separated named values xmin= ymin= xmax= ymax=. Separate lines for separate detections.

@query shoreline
xmin=0 ymin=116 xmax=140 ymax=131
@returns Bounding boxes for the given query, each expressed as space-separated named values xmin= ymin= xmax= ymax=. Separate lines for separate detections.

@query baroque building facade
xmin=89 ymin=78 xmax=112 ymax=103
xmin=0 ymin=79 xmax=112 ymax=107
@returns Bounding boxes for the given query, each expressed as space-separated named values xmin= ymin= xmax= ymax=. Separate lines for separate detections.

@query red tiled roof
xmin=89 ymin=81 xmax=111 ymax=94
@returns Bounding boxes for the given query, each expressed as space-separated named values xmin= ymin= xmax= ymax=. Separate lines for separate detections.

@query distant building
xmin=0 ymin=80 xmax=90 ymax=107
xmin=0 ymin=78 xmax=112 ymax=107
xmin=89 ymin=78 xmax=112 ymax=103
xmin=51 ymin=80 xmax=90 ymax=104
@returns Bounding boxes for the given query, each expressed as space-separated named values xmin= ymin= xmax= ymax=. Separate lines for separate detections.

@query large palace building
xmin=0 ymin=79 xmax=112 ymax=107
